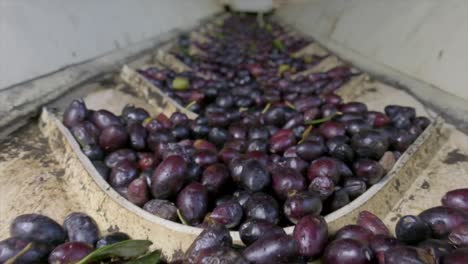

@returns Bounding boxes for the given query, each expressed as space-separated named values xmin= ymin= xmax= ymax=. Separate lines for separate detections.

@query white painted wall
xmin=276 ymin=0 xmax=468 ymax=100
xmin=0 ymin=0 xmax=221 ymax=89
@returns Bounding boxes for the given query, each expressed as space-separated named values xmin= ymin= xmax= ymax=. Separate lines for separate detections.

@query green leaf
xmin=76 ymin=240 xmax=152 ymax=264
xmin=278 ymin=64 xmax=290 ymax=75
xmin=273 ymin=39 xmax=285 ymax=51
xmin=127 ymin=250 xmax=162 ymax=264
xmin=172 ymin=77 xmax=190 ymax=91
xmin=177 ymin=209 xmax=189 ymax=225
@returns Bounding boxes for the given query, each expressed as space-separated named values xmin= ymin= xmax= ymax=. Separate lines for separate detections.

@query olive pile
xmin=63 ymin=98 xmax=429 ymax=230
xmin=0 ymin=212 xmax=131 ymax=263
xmin=181 ymin=188 xmax=468 ymax=263
xmin=63 ymin=13 xmax=430 ymax=230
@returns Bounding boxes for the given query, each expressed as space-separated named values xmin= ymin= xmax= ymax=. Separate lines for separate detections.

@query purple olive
xmin=419 ymin=206 xmax=468 ymax=238
xmin=242 ymin=234 xmax=299 ymax=264
xmin=104 ymin=149 xmax=137 ymax=168
xmin=323 ymin=238 xmax=372 ymax=264
xmin=384 ymin=246 xmax=436 ymax=264
xmin=143 ymin=199 xmax=178 ymax=221
xmin=48 ymin=242 xmax=93 ymax=264
xmin=284 ymin=191 xmax=322 ymax=224
xmin=351 ymin=130 xmax=389 ymax=160
xmin=308 ymin=176 xmax=335 ymax=200
xmin=121 ymin=104 xmax=149 ymax=124
xmin=395 ymin=215 xmax=431 ymax=244
xmin=418 ymin=239 xmax=454 ymax=262
xmin=239 ymin=219 xmax=286 ymax=246
xmin=127 ymin=176 xmax=150 ymax=206
xmin=63 ymin=99 xmax=88 ymax=128
xmin=442 ymin=188 xmax=468 ymax=213
xmin=271 ymin=168 xmax=306 ymax=200
xmin=210 ymin=200 xmax=243 ymax=229
xmin=127 ymin=123 xmax=147 ymax=150
xmin=442 ymin=248 xmax=468 ymax=264
xmin=369 ymin=235 xmax=401 ymax=263
xmin=201 ymin=163 xmax=229 ymax=194
xmin=353 ymin=159 xmax=385 ymax=185
xmin=342 ymin=178 xmax=367 ymax=199
xmin=63 ymin=212 xmax=100 ymax=246
xmin=185 ymin=223 xmax=232 ymax=264
xmin=244 ymin=192 xmax=279 ymax=224
xmin=177 ymin=182 xmax=208 ymax=226
xmin=192 ymin=246 xmax=248 ymax=264
xmin=448 ymin=222 xmax=468 ymax=248
xmin=108 ymin=160 xmax=138 ymax=188
xmin=357 ymin=211 xmax=390 ymax=236
xmin=293 ymin=215 xmax=328 ymax=258
xmin=90 ymin=109 xmax=121 ymax=130
xmin=239 ymin=159 xmax=271 ymax=192
xmin=96 ymin=232 xmax=130 ymax=248
xmin=0 ymin=237 xmax=50 ymax=263
xmin=150 ymin=155 xmax=187 ymax=199
xmin=335 ymin=225 xmax=373 ymax=245
xmin=99 ymin=125 xmax=128 ymax=152
xmin=10 ymin=214 xmax=66 ymax=246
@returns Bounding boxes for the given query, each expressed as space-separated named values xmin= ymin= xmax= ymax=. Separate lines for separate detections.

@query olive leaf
xmin=273 ymin=39 xmax=285 ymax=51
xmin=76 ymin=240 xmax=152 ymax=264
xmin=126 ymin=250 xmax=162 ymax=264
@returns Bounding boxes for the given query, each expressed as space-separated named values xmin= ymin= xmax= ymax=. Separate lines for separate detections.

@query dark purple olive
xmin=418 ymin=239 xmax=453 ymax=262
xmin=442 ymin=188 xmax=468 ymax=213
xmin=323 ymin=238 xmax=372 ymax=264
xmin=272 ymin=168 xmax=306 ymax=200
xmin=151 ymin=155 xmax=187 ymax=199
xmin=342 ymin=178 xmax=367 ymax=199
xmin=308 ymin=176 xmax=335 ymax=200
xmin=193 ymin=150 xmax=219 ymax=168
xmin=353 ymin=159 xmax=385 ymax=185
xmin=448 ymin=222 xmax=468 ymax=248
xmin=247 ymin=139 xmax=268 ymax=153
xmin=239 ymin=219 xmax=286 ymax=246
xmin=244 ymin=192 xmax=280 ymax=224
xmin=210 ymin=200 xmax=243 ymax=229
xmin=219 ymin=147 xmax=241 ymax=164
xmin=99 ymin=125 xmax=128 ymax=152
xmin=90 ymin=109 xmax=121 ymax=130
xmin=127 ymin=123 xmax=147 ymax=150
xmin=269 ymin=129 xmax=296 ymax=154
xmin=280 ymin=157 xmax=309 ymax=174
xmin=419 ymin=206 xmax=468 ymax=238
xmin=293 ymin=215 xmax=328 ymax=258
xmin=414 ymin=116 xmax=431 ymax=130
xmin=0 ymin=237 xmax=50 ymax=263
xmin=239 ymin=159 xmax=271 ymax=192
xmin=351 ymin=130 xmax=389 ymax=160
xmin=109 ymin=160 xmax=138 ymax=188
xmin=208 ymin=127 xmax=230 ymax=147
xmin=233 ymin=191 xmax=252 ymax=208
xmin=319 ymin=121 xmax=346 ymax=139
xmin=201 ymin=163 xmax=229 ymax=194
xmin=127 ymin=176 xmax=150 ymax=206
xmin=384 ymin=246 xmax=436 ymax=264
xmin=121 ymin=105 xmax=149 ymax=124
xmin=63 ymin=212 xmax=100 ymax=246
xmin=10 ymin=214 xmax=66 ymax=246
xmin=63 ymin=99 xmax=88 ymax=128
xmin=442 ymin=248 xmax=468 ymax=264
xmin=284 ymin=191 xmax=322 ymax=224
xmin=82 ymin=144 xmax=104 ymax=160
xmin=369 ymin=235 xmax=401 ymax=263
xmin=92 ymin=160 xmax=109 ymax=180
xmin=170 ymin=112 xmax=189 ymax=126
xmin=193 ymin=246 xmax=248 ymax=264
xmin=48 ymin=242 xmax=93 ymax=264
xmin=294 ymin=96 xmax=322 ymax=112
xmin=242 ymin=234 xmax=299 ymax=264
xmin=70 ymin=122 xmax=99 ymax=147
xmin=296 ymin=141 xmax=326 ymax=161
xmin=335 ymin=224 xmax=373 ymax=245
xmin=185 ymin=223 xmax=232 ymax=264
xmin=143 ymin=199 xmax=178 ymax=221
xmin=104 ymin=149 xmax=137 ymax=168
xmin=248 ymin=127 xmax=269 ymax=141
xmin=395 ymin=215 xmax=432 ymax=244
xmin=177 ymin=182 xmax=208 ymax=226
xmin=307 ymin=157 xmax=341 ymax=184
xmin=328 ymin=188 xmax=351 ymax=212
xmin=345 ymin=119 xmax=372 ymax=135
xmin=340 ymin=102 xmax=368 ymax=114
xmin=96 ymin=232 xmax=130 ymax=248
xmin=357 ymin=211 xmax=390 ymax=236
